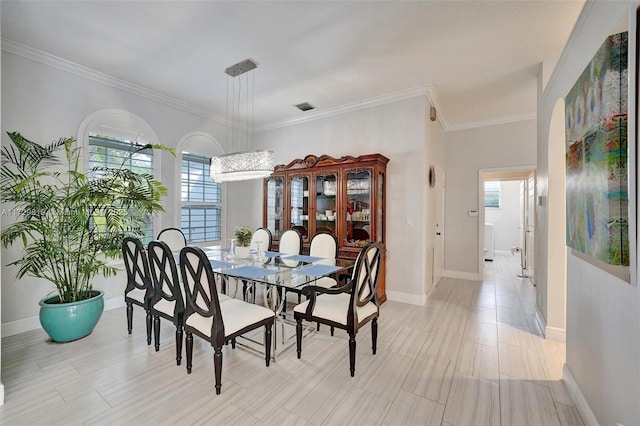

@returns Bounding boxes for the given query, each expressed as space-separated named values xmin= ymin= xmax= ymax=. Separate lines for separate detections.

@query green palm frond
xmin=1 ymin=131 xmax=170 ymax=303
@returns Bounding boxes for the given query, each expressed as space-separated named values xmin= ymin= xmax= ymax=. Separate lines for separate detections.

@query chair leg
xmin=296 ymin=318 xmax=303 ymax=359
xmin=317 ymin=323 xmax=320 ymax=331
xmin=330 ymin=326 xmax=335 ymax=336
xmin=126 ymin=303 xmax=133 ymax=334
xmin=231 ymin=338 xmax=236 ymax=349
xmin=213 ymin=346 xmax=223 ymax=395
xmin=186 ymin=332 xmax=193 ymax=374
xmin=265 ymin=323 xmax=272 ymax=367
xmin=146 ymin=309 xmax=152 ymax=345
xmin=176 ymin=325 xmax=183 ymax=365
xmin=154 ymin=315 xmax=160 ymax=351
xmin=349 ymin=333 xmax=356 ymax=377
xmin=371 ymin=317 xmax=378 ymax=355
xmin=242 ymin=280 xmax=248 ymax=301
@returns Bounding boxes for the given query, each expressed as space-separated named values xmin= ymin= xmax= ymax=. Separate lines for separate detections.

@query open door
xmin=524 ymin=171 xmax=535 ymax=279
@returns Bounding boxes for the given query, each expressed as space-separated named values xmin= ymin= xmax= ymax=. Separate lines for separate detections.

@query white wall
xmin=253 ymin=95 xmax=445 ymax=302
xmin=538 ymin=2 xmax=640 ymax=424
xmin=0 ymin=47 xmax=445 ymax=331
xmin=443 ymin=120 xmax=537 ymax=278
xmin=485 ymin=180 xmax=522 ymax=252
xmin=0 ymin=49 xmax=250 ymax=331
xmin=423 ymin=106 xmax=446 ymax=296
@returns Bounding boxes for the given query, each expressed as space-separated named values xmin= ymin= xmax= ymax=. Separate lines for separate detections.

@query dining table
xmin=193 ymin=246 xmax=354 ymax=360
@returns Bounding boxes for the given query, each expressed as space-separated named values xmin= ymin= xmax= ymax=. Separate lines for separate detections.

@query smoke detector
xmin=295 ymin=102 xmax=315 ymax=112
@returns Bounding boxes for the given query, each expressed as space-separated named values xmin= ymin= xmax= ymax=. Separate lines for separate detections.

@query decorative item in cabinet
xmin=289 ymin=175 xmax=310 ymax=239
xmin=314 ymin=172 xmax=338 ymax=236
xmin=263 ymin=176 xmax=284 ymax=239
xmin=263 ymin=153 xmax=388 ymax=302
xmin=345 ymin=170 xmax=371 ymax=247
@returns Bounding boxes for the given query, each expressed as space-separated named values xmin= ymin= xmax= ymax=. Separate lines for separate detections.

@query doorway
xmin=479 ymin=168 xmax=536 ymax=281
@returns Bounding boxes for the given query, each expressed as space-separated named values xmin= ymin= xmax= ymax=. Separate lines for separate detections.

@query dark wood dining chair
xmin=179 ymin=246 xmax=275 ymax=394
xmin=148 ymin=240 xmax=186 ymax=364
xmin=294 ymin=242 xmax=383 ymax=377
xmin=122 ymin=237 xmax=153 ymax=345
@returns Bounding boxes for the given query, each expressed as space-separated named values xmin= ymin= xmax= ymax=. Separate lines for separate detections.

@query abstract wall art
xmin=565 ymin=31 xmax=629 ymax=268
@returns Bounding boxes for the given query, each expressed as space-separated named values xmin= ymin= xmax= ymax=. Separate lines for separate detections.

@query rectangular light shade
xmin=210 ymin=150 xmax=274 ymax=182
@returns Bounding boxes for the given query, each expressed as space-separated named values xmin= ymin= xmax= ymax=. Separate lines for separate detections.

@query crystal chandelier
xmin=210 ymin=150 xmax=274 ymax=182
xmin=210 ymin=58 xmax=274 ymax=182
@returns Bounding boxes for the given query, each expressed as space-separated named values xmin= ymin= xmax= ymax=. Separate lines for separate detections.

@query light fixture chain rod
xmin=227 ymin=76 xmax=232 ymax=152
xmin=246 ymin=69 xmax=249 ymax=150
xmin=251 ymin=69 xmax=255 ymax=147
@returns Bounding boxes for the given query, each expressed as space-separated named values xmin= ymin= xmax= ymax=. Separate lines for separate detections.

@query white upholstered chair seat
xmin=185 ymin=299 xmax=274 ymax=337
xmin=153 ymin=298 xmax=175 ymax=316
xmin=313 ymin=276 xmax=337 ymax=289
xmin=293 ymin=293 xmax=377 ymax=326
xmin=127 ymin=287 xmax=147 ymax=304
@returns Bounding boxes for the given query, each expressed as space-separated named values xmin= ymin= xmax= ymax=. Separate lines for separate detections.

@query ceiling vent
xmin=295 ymin=102 xmax=315 ymax=112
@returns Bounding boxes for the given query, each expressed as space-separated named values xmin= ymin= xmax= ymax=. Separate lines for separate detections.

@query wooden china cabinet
xmin=262 ymin=153 xmax=389 ymax=302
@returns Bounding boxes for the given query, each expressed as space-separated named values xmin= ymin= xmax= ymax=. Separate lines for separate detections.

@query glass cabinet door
xmin=377 ymin=171 xmax=384 ymax=243
xmin=289 ymin=175 xmax=310 ymax=240
xmin=344 ymin=170 xmax=372 ymax=247
xmin=266 ymin=177 xmax=284 ymax=238
xmin=314 ymin=173 xmax=338 ymax=236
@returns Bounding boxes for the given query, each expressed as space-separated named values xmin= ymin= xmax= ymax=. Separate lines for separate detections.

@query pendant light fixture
xmin=210 ymin=58 xmax=274 ymax=182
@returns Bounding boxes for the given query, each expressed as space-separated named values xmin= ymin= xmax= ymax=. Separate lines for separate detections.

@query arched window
xmin=78 ymin=109 xmax=161 ymax=243
xmin=177 ymin=132 xmax=224 ymax=244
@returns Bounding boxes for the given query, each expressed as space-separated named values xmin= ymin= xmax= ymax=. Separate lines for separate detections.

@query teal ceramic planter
xmin=39 ymin=290 xmax=104 ymax=342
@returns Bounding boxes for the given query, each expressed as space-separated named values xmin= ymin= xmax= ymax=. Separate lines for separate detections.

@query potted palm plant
xmin=0 ymin=131 xmax=169 ymax=342
xmin=234 ymin=225 xmax=253 ymax=258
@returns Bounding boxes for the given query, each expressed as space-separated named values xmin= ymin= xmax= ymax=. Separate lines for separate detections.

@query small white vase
xmin=235 ymin=246 xmax=251 ymax=259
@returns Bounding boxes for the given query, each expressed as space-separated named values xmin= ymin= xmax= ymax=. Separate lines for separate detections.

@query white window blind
xmin=88 ymin=134 xmax=154 ymax=243
xmin=484 ymin=181 xmax=501 ymax=208
xmin=181 ymin=153 xmax=222 ymax=243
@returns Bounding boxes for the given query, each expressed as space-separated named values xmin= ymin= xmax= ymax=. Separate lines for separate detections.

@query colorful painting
xmin=565 ymin=32 xmax=629 ymax=267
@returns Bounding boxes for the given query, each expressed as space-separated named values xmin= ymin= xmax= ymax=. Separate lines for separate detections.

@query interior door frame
xmin=478 ymin=165 xmax=536 ymax=279
xmin=433 ymin=165 xmax=445 ymax=288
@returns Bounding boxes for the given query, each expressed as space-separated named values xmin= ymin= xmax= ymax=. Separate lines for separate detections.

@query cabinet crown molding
xmin=275 ymin=153 xmax=390 ymax=172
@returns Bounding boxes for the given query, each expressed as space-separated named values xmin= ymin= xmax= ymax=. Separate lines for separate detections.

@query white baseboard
xmin=104 ymin=296 xmax=125 ymax=311
xmin=535 ymin=306 xmax=547 ymax=337
xmin=545 ymin=325 xmax=566 ymax=342
xmin=0 ymin=382 xmax=4 ymax=406
xmin=442 ymin=270 xmax=481 ymax=281
xmin=535 ymin=306 xmax=566 ymax=342
xmin=563 ymin=364 xmax=600 ymax=426
xmin=1 ymin=296 xmax=125 ymax=337
xmin=1 ymin=316 xmax=41 ymax=337
xmin=386 ymin=290 xmax=426 ymax=306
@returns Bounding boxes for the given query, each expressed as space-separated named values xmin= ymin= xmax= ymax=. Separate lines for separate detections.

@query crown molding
xmin=253 ymin=84 xmax=436 ymax=133
xmin=445 ymin=112 xmax=537 ymax=132
xmin=1 ymin=38 xmax=231 ymax=126
xmin=2 ymin=38 xmax=535 ymax=135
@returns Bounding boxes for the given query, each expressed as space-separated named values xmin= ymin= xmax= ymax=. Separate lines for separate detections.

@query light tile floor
xmin=0 ymin=253 xmax=582 ymax=425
